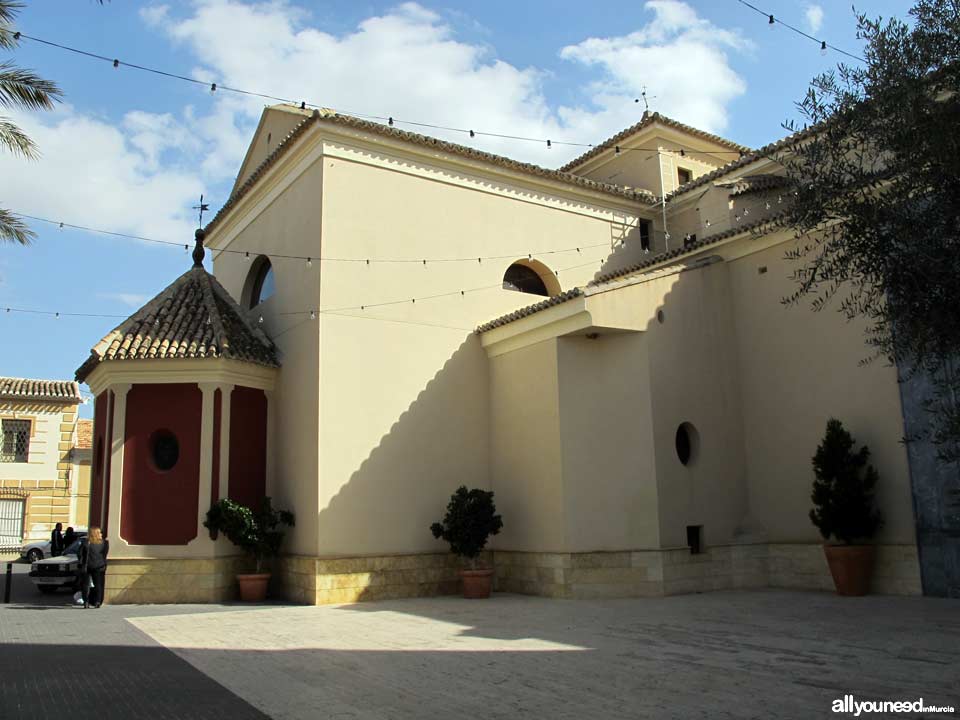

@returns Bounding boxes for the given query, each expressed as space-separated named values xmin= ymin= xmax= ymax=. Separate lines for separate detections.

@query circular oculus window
xmin=150 ymin=430 xmax=180 ymax=472
xmin=675 ymin=422 xmax=699 ymax=466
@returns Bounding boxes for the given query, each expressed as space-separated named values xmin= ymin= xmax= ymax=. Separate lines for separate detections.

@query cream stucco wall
xmin=726 ymin=238 xmax=915 ymax=545
xmin=208 ymin=109 xmax=655 ymax=559
xmin=556 ymin=332 xmax=660 ymax=551
xmin=489 ymin=339 xmax=565 ymax=552
xmin=200 ymin=105 xmax=918 ymax=599
xmin=481 ymin=233 xmax=915 ymax=561
xmin=211 ymin=157 xmax=324 ymax=557
xmin=313 ymin=134 xmax=648 ymax=556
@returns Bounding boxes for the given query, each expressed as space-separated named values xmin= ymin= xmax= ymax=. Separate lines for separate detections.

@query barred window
xmin=1 ymin=420 xmax=30 ymax=463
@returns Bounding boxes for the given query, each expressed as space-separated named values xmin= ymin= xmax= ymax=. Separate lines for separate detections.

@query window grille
xmin=1 ymin=419 xmax=30 ymax=463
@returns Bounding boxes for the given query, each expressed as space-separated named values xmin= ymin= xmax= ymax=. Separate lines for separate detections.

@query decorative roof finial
xmin=192 ymin=228 xmax=205 ymax=268
xmin=191 ymin=193 xmax=211 ymax=268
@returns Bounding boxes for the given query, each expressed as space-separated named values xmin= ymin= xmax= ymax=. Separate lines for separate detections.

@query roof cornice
xmin=560 ymin=112 xmax=751 ymax=174
xmin=205 ymin=107 xmax=659 ymax=239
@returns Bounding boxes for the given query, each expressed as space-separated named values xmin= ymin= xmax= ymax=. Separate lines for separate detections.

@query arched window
xmin=246 ymin=256 xmax=275 ymax=309
xmin=502 ymin=260 xmax=559 ymax=297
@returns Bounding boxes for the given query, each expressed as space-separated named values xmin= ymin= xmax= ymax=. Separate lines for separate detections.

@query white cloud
xmin=0 ymin=104 xmax=202 ymax=243
xmin=0 ymin=0 xmax=751 ymax=244
xmin=98 ymin=292 xmax=152 ymax=307
xmin=559 ymin=1 xmax=750 ymax=137
xmin=142 ymin=0 xmax=750 ymax=169
xmin=805 ymin=4 xmax=824 ymax=34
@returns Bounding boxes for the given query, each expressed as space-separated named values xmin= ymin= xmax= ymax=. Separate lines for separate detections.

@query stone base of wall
xmin=767 ymin=543 xmax=922 ymax=596
xmin=494 ymin=543 xmax=921 ymax=600
xmin=276 ymin=552 xmax=491 ymax=605
xmin=104 ymin=556 xmax=247 ymax=604
xmin=99 ymin=544 xmax=921 ymax=605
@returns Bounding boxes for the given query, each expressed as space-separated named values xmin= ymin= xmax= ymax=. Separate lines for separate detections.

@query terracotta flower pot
xmin=823 ymin=545 xmax=875 ymax=596
xmin=237 ymin=572 xmax=271 ymax=602
xmin=460 ymin=568 xmax=494 ymax=599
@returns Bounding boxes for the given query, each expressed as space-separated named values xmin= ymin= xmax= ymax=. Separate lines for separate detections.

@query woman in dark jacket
xmin=80 ymin=527 xmax=109 ymax=608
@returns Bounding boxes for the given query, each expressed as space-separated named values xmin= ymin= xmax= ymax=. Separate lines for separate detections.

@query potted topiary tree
xmin=809 ymin=418 xmax=884 ymax=596
xmin=430 ymin=486 xmax=503 ymax=598
xmin=204 ymin=497 xmax=295 ymax=602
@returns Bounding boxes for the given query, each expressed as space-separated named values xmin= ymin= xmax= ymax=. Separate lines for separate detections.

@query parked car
xmin=20 ymin=529 xmax=87 ymax=562
xmin=29 ymin=539 xmax=84 ymax=594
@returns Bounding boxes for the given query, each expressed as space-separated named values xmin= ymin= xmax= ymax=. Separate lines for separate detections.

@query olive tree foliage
xmin=0 ymin=1 xmax=61 ymax=244
xmin=775 ymin=1 xmax=960 ymax=461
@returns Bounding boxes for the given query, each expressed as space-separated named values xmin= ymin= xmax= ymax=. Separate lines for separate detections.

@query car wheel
xmin=26 ymin=549 xmax=43 ymax=562
xmin=37 ymin=585 xmax=57 ymax=594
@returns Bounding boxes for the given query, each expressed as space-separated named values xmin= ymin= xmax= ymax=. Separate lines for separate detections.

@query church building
xmin=77 ymin=104 xmax=951 ymax=604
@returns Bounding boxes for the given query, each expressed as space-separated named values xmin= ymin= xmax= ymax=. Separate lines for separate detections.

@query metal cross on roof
xmin=193 ymin=194 xmax=210 ymax=226
xmin=635 ymin=87 xmax=657 ymax=113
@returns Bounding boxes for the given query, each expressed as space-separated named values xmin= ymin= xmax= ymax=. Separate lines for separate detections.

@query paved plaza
xmin=1 ymin=564 xmax=957 ymax=719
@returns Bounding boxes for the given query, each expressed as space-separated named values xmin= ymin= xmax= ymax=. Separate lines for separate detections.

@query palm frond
xmin=0 ymin=2 xmax=24 ymax=51
xmin=0 ymin=115 xmax=36 ymax=157
xmin=0 ymin=61 xmax=61 ymax=111
xmin=0 ymin=206 xmax=33 ymax=245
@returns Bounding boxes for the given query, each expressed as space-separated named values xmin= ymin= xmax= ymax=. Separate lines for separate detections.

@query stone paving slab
xmin=129 ymin=590 xmax=960 ymax=720
xmin=2 ymin=586 xmax=959 ymax=719
xmin=0 ymin=563 xmax=272 ymax=720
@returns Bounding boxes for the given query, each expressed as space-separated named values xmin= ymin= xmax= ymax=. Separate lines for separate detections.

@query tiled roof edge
xmin=663 ymin=125 xmax=818 ymax=202
xmin=204 ymin=108 xmax=658 ymax=236
xmin=475 ymin=288 xmax=584 ymax=334
xmin=0 ymin=377 xmax=82 ymax=402
xmin=560 ymin=112 xmax=751 ymax=173
xmin=589 ymin=213 xmax=789 ymax=286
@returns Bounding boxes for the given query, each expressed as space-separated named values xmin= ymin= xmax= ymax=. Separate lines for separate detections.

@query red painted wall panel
xmin=89 ymin=392 xmax=108 ymax=530
xmin=212 ymin=388 xmax=221 ymax=505
xmin=229 ymin=386 xmax=267 ymax=511
xmin=121 ymin=383 xmax=202 ymax=545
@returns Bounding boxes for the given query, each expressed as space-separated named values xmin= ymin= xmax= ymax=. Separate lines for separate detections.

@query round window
xmin=150 ymin=430 xmax=180 ymax=472
xmin=675 ymin=422 xmax=699 ymax=466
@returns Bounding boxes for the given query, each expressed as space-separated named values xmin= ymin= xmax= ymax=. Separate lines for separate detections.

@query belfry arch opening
xmin=502 ymin=259 xmax=561 ymax=297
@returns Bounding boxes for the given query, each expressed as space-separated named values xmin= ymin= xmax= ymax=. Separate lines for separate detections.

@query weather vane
xmin=192 ymin=194 xmax=210 ymax=226
xmin=634 ymin=87 xmax=657 ymax=113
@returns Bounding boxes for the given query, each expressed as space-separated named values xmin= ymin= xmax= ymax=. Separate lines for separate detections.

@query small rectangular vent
xmin=686 ymin=525 xmax=704 ymax=555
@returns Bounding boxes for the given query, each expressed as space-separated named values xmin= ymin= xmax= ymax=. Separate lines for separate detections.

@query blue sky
xmin=0 ymin=0 xmax=913 ymax=415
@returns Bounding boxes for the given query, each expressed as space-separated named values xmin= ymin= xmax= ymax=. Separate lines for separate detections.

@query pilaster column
xmin=106 ymin=383 xmax=132 ymax=543
xmin=197 ymin=382 xmax=218 ymax=540
xmin=218 ymin=384 xmax=234 ymax=501
xmin=264 ymin=388 xmax=276 ymax=495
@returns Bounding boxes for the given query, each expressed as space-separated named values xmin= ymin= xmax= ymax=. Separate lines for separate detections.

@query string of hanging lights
xmin=0 ymin=27 xmax=756 ymax=158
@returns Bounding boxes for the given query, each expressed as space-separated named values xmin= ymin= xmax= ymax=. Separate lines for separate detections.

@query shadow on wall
xmin=315 ymin=335 xmax=489 ymax=561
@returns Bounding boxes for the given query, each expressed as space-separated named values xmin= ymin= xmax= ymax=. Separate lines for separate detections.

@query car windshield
xmin=63 ymin=540 xmax=82 ymax=556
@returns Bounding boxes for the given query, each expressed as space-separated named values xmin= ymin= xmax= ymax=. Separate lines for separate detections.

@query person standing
xmin=62 ymin=526 xmax=77 ymax=551
xmin=79 ymin=527 xmax=109 ymax=608
xmin=50 ymin=522 xmax=64 ymax=557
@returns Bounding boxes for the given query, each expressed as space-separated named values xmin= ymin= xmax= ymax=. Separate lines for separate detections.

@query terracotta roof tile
xmin=204 ymin=108 xmax=657 ymax=236
xmin=0 ymin=377 xmax=81 ymax=403
xmin=664 ymin=125 xmax=815 ymax=201
xmin=75 ymin=419 xmax=93 ymax=449
xmin=475 ymin=213 xmax=788 ymax=334
xmin=75 ymin=266 xmax=279 ymax=382
xmin=559 ymin=112 xmax=751 ymax=173
xmin=589 ymin=214 xmax=787 ymax=286
xmin=475 ymin=288 xmax=584 ymax=333
xmin=725 ymin=173 xmax=789 ymax=197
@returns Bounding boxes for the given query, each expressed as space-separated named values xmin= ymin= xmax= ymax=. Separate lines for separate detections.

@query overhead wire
xmin=733 ymin=0 xmax=867 ymax=63
xmin=13 ymin=211 xmax=632 ymax=265
xmin=0 ymin=27 xmax=751 ymax=157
